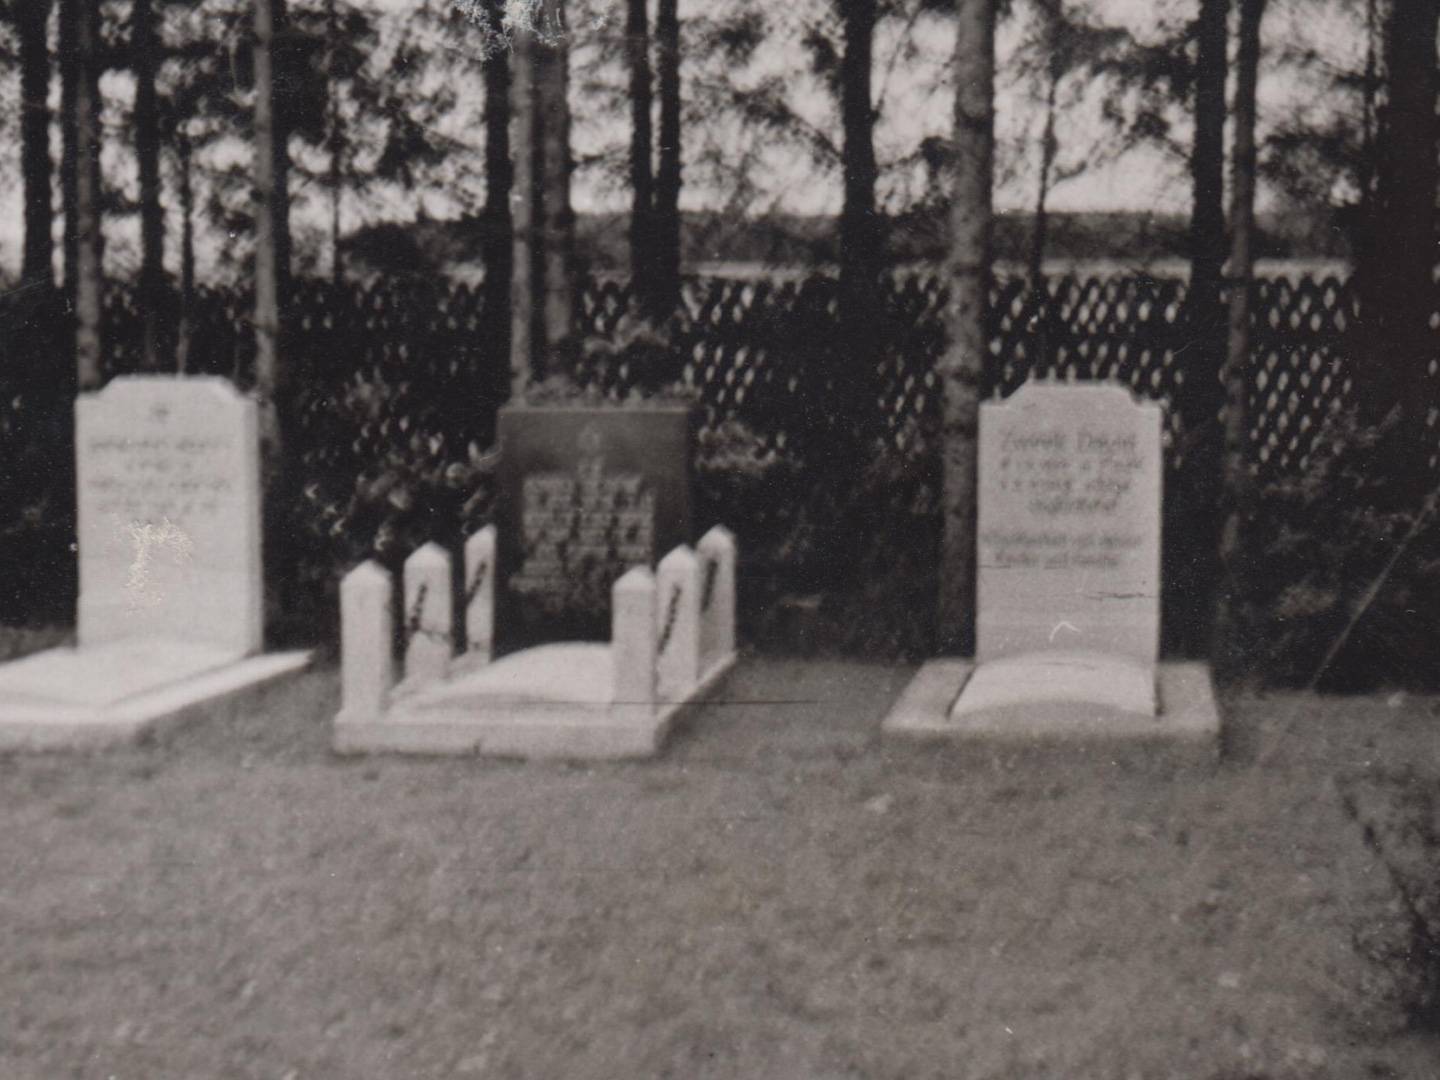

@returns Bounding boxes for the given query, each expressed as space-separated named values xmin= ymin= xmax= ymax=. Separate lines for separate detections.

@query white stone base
xmin=882 ymin=657 xmax=1219 ymax=759
xmin=0 ymin=638 xmax=311 ymax=750
xmin=335 ymin=642 xmax=738 ymax=760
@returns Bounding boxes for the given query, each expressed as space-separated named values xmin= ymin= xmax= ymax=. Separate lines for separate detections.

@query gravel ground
xmin=2 ymin=657 xmax=1438 ymax=1079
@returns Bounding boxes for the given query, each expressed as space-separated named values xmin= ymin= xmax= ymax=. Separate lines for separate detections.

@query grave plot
xmin=884 ymin=380 xmax=1220 ymax=757
xmin=0 ymin=377 xmax=310 ymax=750
xmin=332 ymin=525 xmax=738 ymax=759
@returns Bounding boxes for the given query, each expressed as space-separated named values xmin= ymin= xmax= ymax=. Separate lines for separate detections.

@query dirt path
xmin=1 ymin=660 xmax=1436 ymax=1079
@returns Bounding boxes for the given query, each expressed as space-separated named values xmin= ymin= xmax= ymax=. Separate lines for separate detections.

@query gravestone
xmin=882 ymin=379 xmax=1218 ymax=753
xmin=495 ymin=403 xmax=695 ymax=647
xmin=958 ymin=380 xmax=1161 ymax=720
xmin=0 ymin=376 xmax=308 ymax=750
xmin=76 ymin=377 xmax=262 ymax=654
xmin=975 ymin=380 xmax=1161 ymax=666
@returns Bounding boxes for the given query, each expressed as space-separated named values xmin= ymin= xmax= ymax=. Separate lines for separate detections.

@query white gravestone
xmin=75 ymin=377 xmax=261 ymax=656
xmin=976 ymin=381 xmax=1161 ymax=665
xmin=957 ymin=381 xmax=1162 ymax=721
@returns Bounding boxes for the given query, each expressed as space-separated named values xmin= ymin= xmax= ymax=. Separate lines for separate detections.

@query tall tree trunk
xmin=1359 ymin=0 xmax=1439 ymax=460
xmin=254 ymin=0 xmax=295 ymax=636
xmin=19 ymin=0 xmax=53 ymax=293
xmin=482 ymin=0 xmax=513 ymax=397
xmin=1187 ymin=0 xmax=1229 ymax=442
xmin=326 ymin=0 xmax=344 ymax=287
xmin=60 ymin=0 xmax=79 ymax=318
xmin=253 ymin=0 xmax=292 ymax=471
xmin=627 ymin=0 xmax=655 ymax=313
xmin=537 ymin=0 xmax=576 ymax=369
xmin=1359 ymin=0 xmax=1379 ymax=216
xmin=652 ymin=0 xmax=682 ymax=317
xmin=176 ymin=131 xmax=196 ymax=374
xmin=135 ymin=0 xmax=165 ymax=370
xmin=509 ymin=13 xmax=541 ymax=394
xmin=938 ymin=0 xmax=995 ymax=655
xmin=838 ymin=0 xmax=879 ymax=318
xmin=1028 ymin=21 xmax=1061 ymax=374
xmin=1177 ymin=0 xmax=1229 ymax=656
xmin=1031 ymin=0 xmax=1065 ymax=292
xmin=1216 ymin=0 xmax=1267 ymax=678
xmin=836 ymin=0 xmax=879 ymax=475
xmin=74 ymin=0 xmax=105 ymax=391
xmin=1189 ymin=0 xmax=1228 ymax=318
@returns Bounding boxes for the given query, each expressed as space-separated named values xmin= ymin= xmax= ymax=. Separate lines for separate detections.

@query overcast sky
xmin=0 ymin=0 xmax=1366 ymax=279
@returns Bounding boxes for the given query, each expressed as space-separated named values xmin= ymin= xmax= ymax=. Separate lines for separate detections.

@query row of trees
xmin=2 ymin=0 xmax=1437 ymax=653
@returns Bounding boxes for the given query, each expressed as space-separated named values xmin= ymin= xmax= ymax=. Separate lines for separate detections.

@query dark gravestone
xmin=496 ymin=403 xmax=696 ymax=647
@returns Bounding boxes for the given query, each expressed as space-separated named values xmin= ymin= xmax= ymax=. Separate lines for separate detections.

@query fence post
xmin=337 ymin=560 xmax=394 ymax=724
xmin=697 ymin=525 xmax=737 ymax=677
xmin=464 ymin=525 xmax=496 ymax=663
xmin=655 ymin=545 xmax=702 ymax=703
xmin=403 ymin=542 xmax=454 ymax=688
xmin=612 ymin=566 xmax=657 ymax=720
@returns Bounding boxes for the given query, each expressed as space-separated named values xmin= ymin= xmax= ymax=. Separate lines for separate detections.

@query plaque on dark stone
xmin=496 ymin=403 xmax=696 ymax=647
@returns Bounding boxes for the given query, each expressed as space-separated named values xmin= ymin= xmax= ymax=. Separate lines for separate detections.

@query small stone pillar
xmin=338 ymin=561 xmax=394 ymax=724
xmin=464 ymin=525 xmax=496 ymax=663
xmin=697 ymin=525 xmax=737 ymax=676
xmin=612 ymin=566 xmax=657 ymax=718
xmin=403 ymin=543 xmax=454 ymax=687
xmin=655 ymin=545 xmax=702 ymax=703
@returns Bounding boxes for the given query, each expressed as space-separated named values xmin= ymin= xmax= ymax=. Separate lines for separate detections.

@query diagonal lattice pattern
xmin=17 ymin=271 xmax=1439 ymax=483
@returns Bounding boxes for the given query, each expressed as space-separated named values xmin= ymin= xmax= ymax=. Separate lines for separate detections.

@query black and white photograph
xmin=1 ymin=0 xmax=1439 ymax=1074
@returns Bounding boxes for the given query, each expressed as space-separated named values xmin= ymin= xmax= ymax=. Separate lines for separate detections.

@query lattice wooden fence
xmin=15 ymin=270 xmax=1438 ymax=483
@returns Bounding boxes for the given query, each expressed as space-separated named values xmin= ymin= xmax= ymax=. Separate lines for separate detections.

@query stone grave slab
xmin=882 ymin=380 xmax=1218 ymax=757
xmin=0 ymin=377 xmax=308 ymax=750
xmin=495 ymin=403 xmax=695 ymax=649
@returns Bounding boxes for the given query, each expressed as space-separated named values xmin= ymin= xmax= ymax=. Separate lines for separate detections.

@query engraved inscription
xmin=510 ymin=468 xmax=656 ymax=618
xmin=985 ymin=423 xmax=1147 ymax=572
xmin=84 ymin=432 xmax=238 ymax=527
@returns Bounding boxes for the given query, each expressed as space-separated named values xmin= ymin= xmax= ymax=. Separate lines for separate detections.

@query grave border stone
xmin=332 ymin=527 xmax=739 ymax=760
